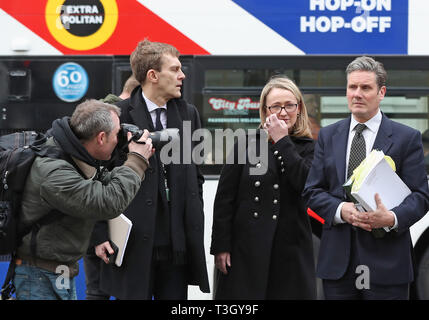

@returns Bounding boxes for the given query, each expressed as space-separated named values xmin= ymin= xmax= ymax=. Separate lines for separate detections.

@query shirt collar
xmin=142 ymin=91 xmax=167 ymax=112
xmin=349 ymin=109 xmax=382 ymax=134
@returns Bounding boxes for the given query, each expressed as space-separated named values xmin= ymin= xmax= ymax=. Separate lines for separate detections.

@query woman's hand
xmin=263 ymin=114 xmax=288 ymax=143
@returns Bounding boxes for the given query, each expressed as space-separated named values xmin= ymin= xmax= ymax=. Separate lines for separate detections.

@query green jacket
xmin=101 ymin=94 xmax=122 ymax=104
xmin=17 ymin=137 xmax=146 ymax=271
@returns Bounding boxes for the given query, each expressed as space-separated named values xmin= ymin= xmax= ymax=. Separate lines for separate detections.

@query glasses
xmin=266 ymin=103 xmax=298 ymax=114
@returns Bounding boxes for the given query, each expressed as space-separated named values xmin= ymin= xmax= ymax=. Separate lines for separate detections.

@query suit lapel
xmin=372 ymin=113 xmax=393 ymax=154
xmin=332 ymin=117 xmax=351 ymax=184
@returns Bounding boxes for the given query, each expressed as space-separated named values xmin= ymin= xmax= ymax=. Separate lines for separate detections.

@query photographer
xmin=94 ymin=40 xmax=210 ymax=300
xmin=82 ymin=75 xmax=140 ymax=300
xmin=13 ymin=99 xmax=153 ymax=300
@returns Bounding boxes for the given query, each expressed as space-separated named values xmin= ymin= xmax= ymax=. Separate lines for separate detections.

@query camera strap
xmin=161 ymin=163 xmax=170 ymax=202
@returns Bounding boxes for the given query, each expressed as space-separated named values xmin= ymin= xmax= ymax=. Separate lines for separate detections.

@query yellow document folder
xmin=108 ymin=214 xmax=133 ymax=267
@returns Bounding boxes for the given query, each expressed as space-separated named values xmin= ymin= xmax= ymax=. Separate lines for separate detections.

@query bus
xmin=1 ymin=0 xmax=429 ymax=299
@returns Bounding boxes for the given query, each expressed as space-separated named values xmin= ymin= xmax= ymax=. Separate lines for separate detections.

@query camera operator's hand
xmin=95 ymin=241 xmax=114 ymax=264
xmin=127 ymin=129 xmax=153 ymax=160
xmin=123 ymin=130 xmax=153 ymax=180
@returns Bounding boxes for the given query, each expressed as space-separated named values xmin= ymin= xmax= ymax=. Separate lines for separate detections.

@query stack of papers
xmin=343 ymin=150 xmax=411 ymax=212
xmin=108 ymin=214 xmax=133 ymax=267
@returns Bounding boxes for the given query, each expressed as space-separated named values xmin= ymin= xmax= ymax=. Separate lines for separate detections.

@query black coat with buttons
xmin=211 ymin=133 xmax=316 ymax=299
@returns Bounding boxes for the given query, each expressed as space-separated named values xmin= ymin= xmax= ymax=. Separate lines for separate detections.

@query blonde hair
xmin=258 ymin=76 xmax=312 ymax=139
xmin=122 ymin=75 xmax=140 ymax=94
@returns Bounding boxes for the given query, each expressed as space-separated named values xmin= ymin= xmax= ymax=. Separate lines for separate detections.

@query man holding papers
xmin=93 ymin=40 xmax=209 ymax=300
xmin=303 ymin=56 xmax=429 ymax=300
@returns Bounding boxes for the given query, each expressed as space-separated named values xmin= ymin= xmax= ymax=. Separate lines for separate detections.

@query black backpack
xmin=0 ymin=131 xmax=64 ymax=299
xmin=0 ymin=132 xmax=46 ymax=257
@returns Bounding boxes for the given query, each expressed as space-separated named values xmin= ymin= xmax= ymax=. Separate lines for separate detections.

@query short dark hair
xmin=346 ymin=56 xmax=387 ymax=89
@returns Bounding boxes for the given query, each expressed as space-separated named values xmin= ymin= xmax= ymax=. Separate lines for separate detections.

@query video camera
xmin=117 ymin=123 xmax=179 ymax=151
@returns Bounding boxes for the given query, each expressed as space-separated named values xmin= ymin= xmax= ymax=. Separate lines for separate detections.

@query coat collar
xmin=71 ymin=156 xmax=97 ymax=179
xmin=127 ymin=86 xmax=184 ymax=131
xmin=332 ymin=117 xmax=350 ymax=183
xmin=128 ymin=86 xmax=153 ymax=131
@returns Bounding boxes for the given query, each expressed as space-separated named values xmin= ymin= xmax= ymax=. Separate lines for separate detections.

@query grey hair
xmin=70 ymin=99 xmax=121 ymax=141
xmin=346 ymin=56 xmax=387 ymax=89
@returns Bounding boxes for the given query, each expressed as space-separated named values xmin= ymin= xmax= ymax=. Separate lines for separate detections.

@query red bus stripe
xmin=307 ymin=207 xmax=325 ymax=224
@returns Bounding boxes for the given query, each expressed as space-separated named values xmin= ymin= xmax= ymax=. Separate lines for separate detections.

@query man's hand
xmin=341 ymin=202 xmax=372 ymax=231
xmin=354 ymin=193 xmax=395 ymax=229
xmin=127 ymin=129 xmax=154 ymax=160
xmin=215 ymin=252 xmax=231 ymax=275
xmin=95 ymin=241 xmax=114 ymax=264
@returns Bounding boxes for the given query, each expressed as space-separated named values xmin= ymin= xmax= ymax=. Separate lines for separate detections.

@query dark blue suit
xmin=303 ymin=113 xmax=429 ymax=288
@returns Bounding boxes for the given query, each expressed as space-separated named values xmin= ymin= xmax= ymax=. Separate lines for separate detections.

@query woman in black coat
xmin=210 ymin=76 xmax=316 ymax=299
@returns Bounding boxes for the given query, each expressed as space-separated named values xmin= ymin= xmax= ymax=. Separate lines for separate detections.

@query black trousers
xmin=83 ymin=252 xmax=110 ymax=300
xmin=148 ymin=259 xmax=188 ymax=300
xmin=323 ymin=229 xmax=409 ymax=300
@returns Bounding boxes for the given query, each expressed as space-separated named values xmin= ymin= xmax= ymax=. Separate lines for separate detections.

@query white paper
xmin=351 ymin=157 xmax=411 ymax=211
xmin=107 ymin=214 xmax=132 ymax=267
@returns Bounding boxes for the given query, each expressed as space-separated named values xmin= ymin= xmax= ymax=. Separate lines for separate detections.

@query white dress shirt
xmin=142 ymin=91 xmax=167 ymax=130
xmin=334 ymin=109 xmax=398 ymax=231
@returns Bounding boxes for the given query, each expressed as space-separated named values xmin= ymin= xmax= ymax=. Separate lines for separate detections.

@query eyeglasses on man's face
xmin=266 ymin=103 xmax=298 ymax=114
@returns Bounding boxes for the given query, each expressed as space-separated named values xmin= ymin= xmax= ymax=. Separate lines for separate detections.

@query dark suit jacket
xmin=96 ymin=86 xmax=209 ymax=299
xmin=303 ymin=113 xmax=429 ymax=285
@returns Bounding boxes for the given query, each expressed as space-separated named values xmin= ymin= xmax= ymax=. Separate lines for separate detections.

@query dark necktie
xmin=154 ymin=108 xmax=164 ymax=131
xmin=347 ymin=123 xmax=367 ymax=179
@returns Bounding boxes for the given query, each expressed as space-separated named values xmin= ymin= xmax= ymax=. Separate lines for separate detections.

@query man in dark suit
xmin=92 ymin=40 xmax=210 ymax=299
xmin=303 ymin=56 xmax=429 ymax=300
